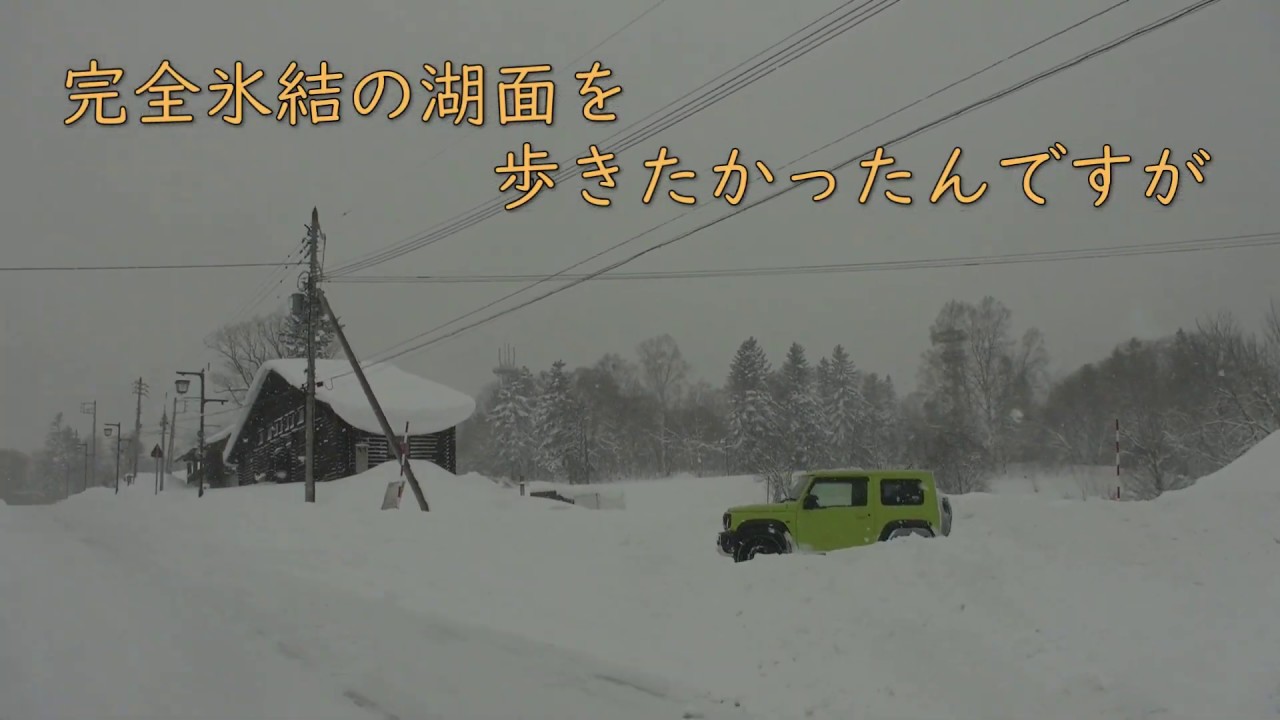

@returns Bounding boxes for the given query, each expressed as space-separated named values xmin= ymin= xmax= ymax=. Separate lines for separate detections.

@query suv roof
xmin=801 ymin=468 xmax=935 ymax=479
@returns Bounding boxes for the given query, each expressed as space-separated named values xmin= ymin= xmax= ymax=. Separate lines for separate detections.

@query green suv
xmin=716 ymin=470 xmax=953 ymax=562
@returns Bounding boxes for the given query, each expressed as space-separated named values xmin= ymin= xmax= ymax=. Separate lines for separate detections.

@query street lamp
xmin=176 ymin=369 xmax=227 ymax=497
xmin=80 ymin=400 xmax=96 ymax=489
xmin=103 ymin=423 xmax=122 ymax=494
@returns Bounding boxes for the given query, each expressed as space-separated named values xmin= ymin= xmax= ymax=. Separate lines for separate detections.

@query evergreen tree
xmin=37 ymin=413 xmax=81 ymax=499
xmin=861 ymin=373 xmax=902 ymax=466
xmin=281 ymin=299 xmax=338 ymax=360
xmin=815 ymin=356 xmax=833 ymax=399
xmin=534 ymin=360 xmax=585 ymax=482
xmin=821 ymin=345 xmax=863 ymax=465
xmin=727 ymin=338 xmax=785 ymax=495
xmin=491 ymin=367 xmax=538 ymax=480
xmin=777 ymin=343 xmax=825 ymax=470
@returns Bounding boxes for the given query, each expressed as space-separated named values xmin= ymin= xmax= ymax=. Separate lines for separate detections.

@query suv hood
xmin=727 ymin=501 xmax=798 ymax=514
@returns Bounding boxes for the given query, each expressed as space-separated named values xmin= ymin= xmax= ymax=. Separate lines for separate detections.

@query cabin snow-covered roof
xmin=205 ymin=422 xmax=237 ymax=444
xmin=222 ymin=358 xmax=475 ymax=462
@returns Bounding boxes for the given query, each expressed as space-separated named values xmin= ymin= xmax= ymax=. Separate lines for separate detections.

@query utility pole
xmin=320 ymin=290 xmax=429 ymax=511
xmin=158 ymin=397 xmax=168 ymax=492
xmin=166 ymin=397 xmax=182 ymax=478
xmin=104 ymin=423 xmax=122 ymax=493
xmin=81 ymin=441 xmax=89 ymax=494
xmin=304 ymin=207 xmax=321 ymax=503
xmin=130 ymin=378 xmax=149 ymax=481
xmin=80 ymin=401 xmax=96 ymax=488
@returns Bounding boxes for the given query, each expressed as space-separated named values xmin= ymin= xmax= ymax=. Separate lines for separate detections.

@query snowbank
xmin=20 ymin=437 xmax=1280 ymax=720
xmin=523 ymin=480 xmax=628 ymax=508
xmin=221 ymin=358 xmax=475 ymax=462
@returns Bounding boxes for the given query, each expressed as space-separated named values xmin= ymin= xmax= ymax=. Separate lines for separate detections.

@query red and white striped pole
xmin=396 ymin=420 xmax=407 ymax=476
xmin=1114 ymin=418 xmax=1121 ymax=500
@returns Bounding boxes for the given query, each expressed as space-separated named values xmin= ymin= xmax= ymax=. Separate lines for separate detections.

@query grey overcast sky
xmin=2 ymin=0 xmax=1277 ymax=450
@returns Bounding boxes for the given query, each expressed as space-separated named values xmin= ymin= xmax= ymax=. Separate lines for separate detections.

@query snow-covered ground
xmin=987 ymin=462 xmax=1120 ymax=499
xmin=3 ymin=436 xmax=1279 ymax=720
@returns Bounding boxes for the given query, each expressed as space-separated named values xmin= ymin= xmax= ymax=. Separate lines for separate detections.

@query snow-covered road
xmin=5 ymin=442 xmax=1278 ymax=720
xmin=0 ymin=508 xmax=753 ymax=720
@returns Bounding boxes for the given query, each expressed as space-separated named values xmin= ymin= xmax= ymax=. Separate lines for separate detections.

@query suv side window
xmin=880 ymin=478 xmax=925 ymax=506
xmin=808 ymin=477 xmax=869 ymax=508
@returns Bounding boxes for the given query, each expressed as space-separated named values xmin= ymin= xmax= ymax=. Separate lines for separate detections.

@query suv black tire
xmin=733 ymin=534 xmax=786 ymax=562
xmin=883 ymin=526 xmax=935 ymax=541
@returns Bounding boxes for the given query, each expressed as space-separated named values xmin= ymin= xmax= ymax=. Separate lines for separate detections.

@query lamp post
xmin=176 ymin=370 xmax=227 ymax=498
xmin=103 ymin=423 xmax=122 ymax=494
xmin=80 ymin=400 xmax=96 ymax=487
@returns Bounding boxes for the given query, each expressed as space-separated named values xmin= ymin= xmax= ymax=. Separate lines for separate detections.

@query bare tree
xmin=917 ymin=297 xmax=1047 ymax=490
xmin=1195 ymin=311 xmax=1280 ymax=447
xmin=964 ymin=298 xmax=1048 ymax=472
xmin=637 ymin=334 xmax=690 ymax=476
xmin=204 ymin=311 xmax=290 ymax=404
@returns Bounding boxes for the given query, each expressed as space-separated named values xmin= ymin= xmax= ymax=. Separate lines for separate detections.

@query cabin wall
xmin=229 ymin=371 xmax=459 ymax=483
xmin=230 ymin=373 xmax=350 ymax=485
xmin=354 ymin=426 xmax=456 ymax=474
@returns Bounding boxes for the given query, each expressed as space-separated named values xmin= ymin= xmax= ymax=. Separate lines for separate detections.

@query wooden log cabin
xmin=221 ymin=359 xmax=475 ymax=485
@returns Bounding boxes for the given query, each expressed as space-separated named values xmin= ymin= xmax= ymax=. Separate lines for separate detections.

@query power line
xmin=332 ymin=0 xmax=1226 ymax=375
xmin=222 ymin=239 xmax=309 ymax=325
xmin=337 ymin=0 xmax=1137 ymax=360
xmin=564 ymin=0 xmax=671 ymax=70
xmin=326 ymin=232 xmax=1280 ymax=284
xmin=337 ymin=0 xmax=1144 ymax=366
xmin=328 ymin=0 xmax=902 ymax=276
xmin=340 ymin=226 xmax=1270 ymax=377
xmin=332 ymin=0 xmax=673 ymax=224
xmin=0 ymin=261 xmax=296 ymax=272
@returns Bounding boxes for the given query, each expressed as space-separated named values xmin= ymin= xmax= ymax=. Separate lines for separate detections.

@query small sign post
xmin=151 ymin=444 xmax=164 ymax=494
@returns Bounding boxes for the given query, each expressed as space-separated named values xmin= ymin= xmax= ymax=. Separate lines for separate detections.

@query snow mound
xmin=22 ymin=435 xmax=1280 ymax=720
xmin=1170 ymin=429 xmax=1280 ymax=497
xmin=315 ymin=460 xmax=528 ymax=511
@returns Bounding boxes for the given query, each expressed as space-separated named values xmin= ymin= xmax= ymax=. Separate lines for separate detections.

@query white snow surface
xmin=222 ymin=358 xmax=475 ymax=462
xmin=3 ymin=434 xmax=1279 ymax=720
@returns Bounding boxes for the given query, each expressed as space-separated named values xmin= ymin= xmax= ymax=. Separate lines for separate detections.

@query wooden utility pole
xmin=304 ymin=208 xmax=320 ymax=503
xmin=130 ymin=378 xmax=149 ymax=480
xmin=81 ymin=442 xmax=89 ymax=494
xmin=158 ymin=399 xmax=168 ymax=492
xmin=166 ymin=396 xmax=181 ymax=477
xmin=320 ymin=290 xmax=429 ymax=511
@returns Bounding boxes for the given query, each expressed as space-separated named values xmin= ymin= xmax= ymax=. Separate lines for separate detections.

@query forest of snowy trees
xmin=7 ymin=294 xmax=1276 ymax=503
xmin=0 ymin=414 xmax=119 ymax=503
xmin=459 ymin=296 xmax=1280 ymax=500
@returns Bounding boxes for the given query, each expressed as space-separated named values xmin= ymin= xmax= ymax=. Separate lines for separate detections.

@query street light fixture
xmin=176 ymin=369 xmax=227 ymax=497
xmin=103 ymin=422 xmax=122 ymax=494
xmin=80 ymin=400 xmax=96 ymax=489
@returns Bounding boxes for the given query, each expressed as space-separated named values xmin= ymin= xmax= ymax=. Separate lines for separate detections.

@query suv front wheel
xmin=883 ymin=526 xmax=935 ymax=541
xmin=733 ymin=534 xmax=787 ymax=562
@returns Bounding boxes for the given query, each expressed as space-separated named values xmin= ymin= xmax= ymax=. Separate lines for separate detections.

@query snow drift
xmin=5 ymin=433 xmax=1279 ymax=720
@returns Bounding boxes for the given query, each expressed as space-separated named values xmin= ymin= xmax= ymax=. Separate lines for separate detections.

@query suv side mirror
xmin=802 ymin=495 xmax=819 ymax=510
